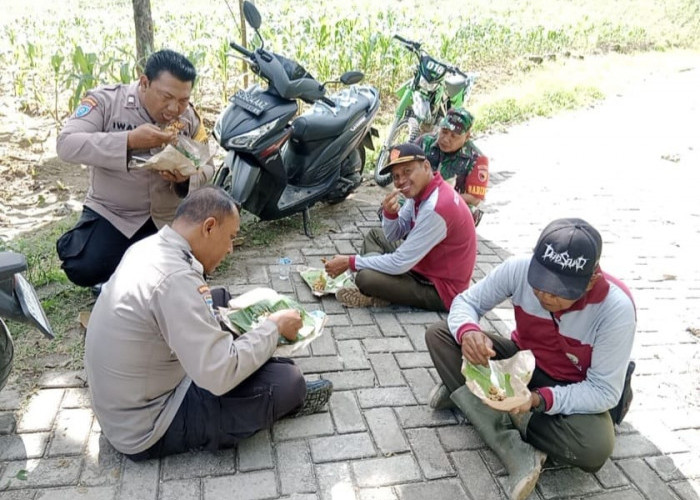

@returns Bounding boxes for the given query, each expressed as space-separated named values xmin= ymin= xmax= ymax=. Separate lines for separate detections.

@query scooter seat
xmin=291 ymin=92 xmax=371 ymax=143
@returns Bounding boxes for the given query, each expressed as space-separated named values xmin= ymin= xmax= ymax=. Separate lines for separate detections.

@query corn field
xmin=1 ymin=0 xmax=699 ymax=124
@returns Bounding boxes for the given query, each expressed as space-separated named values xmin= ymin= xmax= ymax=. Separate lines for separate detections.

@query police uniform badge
xmin=198 ymin=284 xmax=217 ymax=318
xmin=74 ymin=96 xmax=98 ymax=118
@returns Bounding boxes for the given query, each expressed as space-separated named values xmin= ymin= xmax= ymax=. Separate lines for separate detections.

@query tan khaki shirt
xmin=85 ymin=226 xmax=279 ymax=454
xmin=56 ymin=82 xmax=214 ymax=237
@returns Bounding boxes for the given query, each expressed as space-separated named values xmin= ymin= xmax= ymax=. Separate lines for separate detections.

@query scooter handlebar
xmin=229 ymin=40 xmax=254 ymax=59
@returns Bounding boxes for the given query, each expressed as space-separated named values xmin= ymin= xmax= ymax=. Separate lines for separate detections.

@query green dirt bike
xmin=374 ymin=35 xmax=478 ymax=187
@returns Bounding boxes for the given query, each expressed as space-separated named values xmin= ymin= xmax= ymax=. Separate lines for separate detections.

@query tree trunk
xmin=132 ymin=0 xmax=154 ymax=74
xmin=239 ymin=0 xmax=248 ymax=87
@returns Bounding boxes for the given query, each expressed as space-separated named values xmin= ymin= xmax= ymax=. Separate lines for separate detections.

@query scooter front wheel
xmin=0 ymin=319 xmax=14 ymax=392
xmin=374 ymin=118 xmax=420 ymax=187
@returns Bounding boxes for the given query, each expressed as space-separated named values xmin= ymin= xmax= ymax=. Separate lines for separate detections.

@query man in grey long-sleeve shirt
xmin=425 ymin=218 xmax=636 ymax=500
xmin=56 ymin=49 xmax=214 ymax=288
xmin=85 ymin=186 xmax=333 ymax=459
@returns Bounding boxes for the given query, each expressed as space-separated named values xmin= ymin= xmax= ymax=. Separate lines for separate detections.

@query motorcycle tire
xmin=374 ymin=118 xmax=420 ymax=187
xmin=0 ymin=319 xmax=14 ymax=392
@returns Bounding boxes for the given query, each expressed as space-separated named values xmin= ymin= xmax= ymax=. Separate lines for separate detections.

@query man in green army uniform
xmin=415 ymin=107 xmax=489 ymax=226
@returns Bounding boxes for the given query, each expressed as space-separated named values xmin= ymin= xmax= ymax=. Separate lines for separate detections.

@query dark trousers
xmin=56 ymin=207 xmax=157 ymax=287
xmin=425 ymin=320 xmax=615 ymax=472
xmin=126 ymin=288 xmax=307 ymax=461
xmin=356 ymin=228 xmax=446 ymax=312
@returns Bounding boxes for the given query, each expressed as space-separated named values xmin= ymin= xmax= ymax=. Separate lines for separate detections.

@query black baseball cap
xmin=527 ymin=218 xmax=602 ymax=300
xmin=378 ymin=143 xmax=427 ymax=175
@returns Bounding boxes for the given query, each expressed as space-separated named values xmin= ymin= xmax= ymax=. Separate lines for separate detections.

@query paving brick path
xmin=1 ymin=67 xmax=698 ymax=499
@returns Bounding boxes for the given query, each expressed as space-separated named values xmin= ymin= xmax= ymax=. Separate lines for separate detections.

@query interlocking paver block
xmin=203 ymin=470 xmax=277 ymax=500
xmin=368 ymin=354 xmax=404 ymax=387
xmin=359 ymin=487 xmax=398 ymax=500
xmin=594 ymin=459 xmax=630 ymax=488
xmin=0 ymin=411 xmax=16 ymax=434
xmin=395 ymin=406 xmax=457 ymax=428
xmin=277 ymin=440 xmax=315 ymax=495
xmin=60 ymin=388 xmax=91 ymax=409
xmin=437 ymin=424 xmax=486 ymax=451
xmin=310 ymin=432 xmax=375 ymax=462
xmin=671 ymin=480 xmax=700 ymax=500
xmin=321 ymin=370 xmax=376 ymax=391
xmin=159 ymin=479 xmax=201 ymax=500
xmin=538 ymin=467 xmax=602 ymax=498
xmin=403 ymin=324 xmax=428 ymax=351
xmin=348 ymin=307 xmax=375 ymax=326
xmin=647 ymin=452 xmax=700 ymax=481
xmin=394 ymin=479 xmax=467 ymax=499
xmin=452 ymin=450 xmax=505 ymax=500
xmin=329 ymin=391 xmax=366 ymax=433
xmin=338 ymin=340 xmax=371 ymax=369
xmin=393 ymin=352 xmax=433 ymax=369
xmin=352 ymin=455 xmax=421 ymax=487
xmin=238 ymin=429 xmax=273 ymax=471
xmin=611 ymin=433 xmax=662 ymax=459
xmin=119 ymin=457 xmax=159 ymax=500
xmin=402 ymin=368 xmax=436 ymax=405
xmin=364 ymin=407 xmax=409 ymax=455
xmin=80 ymin=432 xmax=122 ymax=487
xmin=616 ymin=458 xmax=680 ymax=500
xmin=273 ymin=412 xmax=334 ymax=441
xmin=0 ymin=387 xmax=22 ymax=411
xmin=396 ymin=311 xmax=441 ymax=324
xmin=38 ymin=370 xmax=86 ymax=388
xmin=0 ymin=432 xmax=49 ymax=460
xmin=310 ymin=329 xmax=337 ymax=356
xmin=406 ymin=427 xmax=454 ymax=479
xmin=294 ymin=355 xmax=344 ymax=373
xmin=316 ymin=462 xmax=356 ymax=500
xmin=16 ymin=388 xmax=64 ymax=432
xmin=161 ymin=448 xmax=237 ymax=481
xmin=363 ymin=338 xmax=414 ymax=353
xmin=0 ymin=457 xmax=82 ymax=490
xmin=34 ymin=486 xmax=117 ymax=499
xmin=47 ymin=408 xmax=93 ymax=456
xmin=333 ymin=325 xmax=382 ymax=340
xmin=580 ymin=489 xmax=645 ymax=499
xmin=357 ymin=387 xmax=416 ymax=408
xmin=373 ymin=313 xmax=404 ymax=337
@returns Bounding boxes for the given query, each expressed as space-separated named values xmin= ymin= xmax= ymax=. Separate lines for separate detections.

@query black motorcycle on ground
xmin=212 ymin=1 xmax=380 ymax=236
xmin=0 ymin=252 xmax=54 ymax=391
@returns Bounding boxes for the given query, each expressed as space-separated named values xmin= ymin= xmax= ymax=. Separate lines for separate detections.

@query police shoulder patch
xmin=74 ymin=96 xmax=98 ymax=118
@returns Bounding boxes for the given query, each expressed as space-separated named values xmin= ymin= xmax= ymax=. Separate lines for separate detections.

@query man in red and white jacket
xmin=426 ymin=218 xmax=636 ymax=500
xmin=325 ymin=143 xmax=477 ymax=311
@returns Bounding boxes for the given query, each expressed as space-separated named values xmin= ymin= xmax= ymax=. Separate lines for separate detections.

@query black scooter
xmin=212 ymin=1 xmax=380 ymax=236
xmin=0 ymin=252 xmax=54 ymax=391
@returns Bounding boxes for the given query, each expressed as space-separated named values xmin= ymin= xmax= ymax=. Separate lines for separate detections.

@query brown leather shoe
xmin=336 ymin=287 xmax=389 ymax=308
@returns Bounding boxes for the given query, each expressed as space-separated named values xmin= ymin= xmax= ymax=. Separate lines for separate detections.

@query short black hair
xmin=175 ymin=186 xmax=237 ymax=224
xmin=144 ymin=49 xmax=197 ymax=84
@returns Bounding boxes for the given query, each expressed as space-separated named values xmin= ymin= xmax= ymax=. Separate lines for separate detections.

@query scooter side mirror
xmin=243 ymin=1 xmax=262 ymax=30
xmin=340 ymin=71 xmax=364 ymax=85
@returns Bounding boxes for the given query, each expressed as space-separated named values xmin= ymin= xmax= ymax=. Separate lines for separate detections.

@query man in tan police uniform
xmin=85 ymin=186 xmax=333 ymax=459
xmin=56 ymin=49 xmax=214 ymax=288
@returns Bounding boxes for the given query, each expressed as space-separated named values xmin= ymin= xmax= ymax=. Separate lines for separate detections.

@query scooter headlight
xmin=224 ymin=118 xmax=281 ymax=150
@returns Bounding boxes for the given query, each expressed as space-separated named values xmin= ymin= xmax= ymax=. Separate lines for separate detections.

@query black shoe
xmin=293 ymin=379 xmax=333 ymax=417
